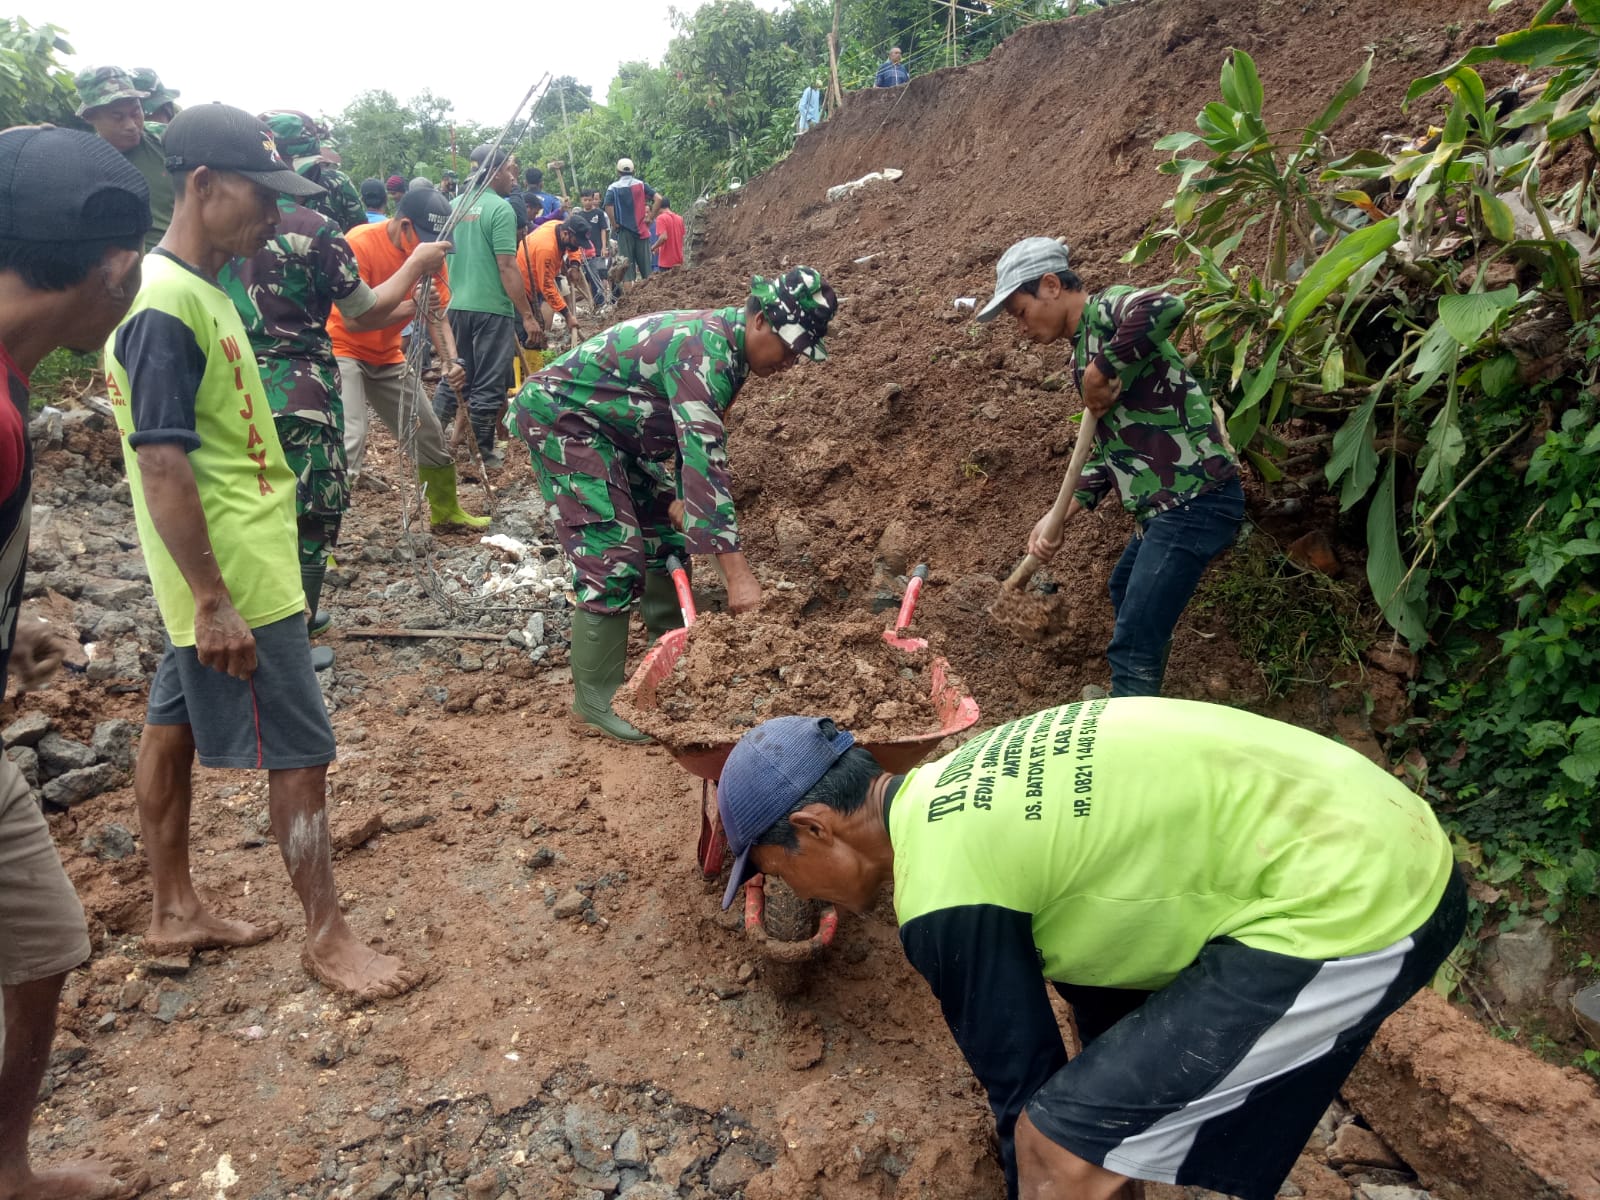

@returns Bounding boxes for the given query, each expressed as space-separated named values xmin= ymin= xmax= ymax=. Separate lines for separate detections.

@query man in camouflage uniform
xmin=131 ymin=66 xmax=181 ymax=123
xmin=507 ymin=267 xmax=838 ymax=741
xmin=74 ymin=65 xmax=173 ymax=250
xmin=219 ymin=155 xmax=451 ymax=667
xmin=260 ymin=110 xmax=367 ymax=233
xmin=977 ymin=237 xmax=1242 ymax=698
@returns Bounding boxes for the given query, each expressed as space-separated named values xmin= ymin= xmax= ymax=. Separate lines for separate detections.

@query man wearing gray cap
xmin=976 ymin=237 xmax=1242 ymax=699
xmin=74 ymin=65 xmax=173 ymax=250
xmin=104 ymin=104 xmax=423 ymax=1001
xmin=0 ymin=122 xmax=151 ymax=1200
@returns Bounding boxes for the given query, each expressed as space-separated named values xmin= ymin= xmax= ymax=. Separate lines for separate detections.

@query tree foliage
xmin=0 ymin=18 xmax=78 ymax=128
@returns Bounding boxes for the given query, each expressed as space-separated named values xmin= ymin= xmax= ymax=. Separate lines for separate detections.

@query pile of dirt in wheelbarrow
xmin=616 ymin=611 xmax=953 ymax=745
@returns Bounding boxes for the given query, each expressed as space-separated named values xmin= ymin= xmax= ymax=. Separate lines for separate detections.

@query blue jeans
xmin=1106 ymin=478 xmax=1244 ymax=697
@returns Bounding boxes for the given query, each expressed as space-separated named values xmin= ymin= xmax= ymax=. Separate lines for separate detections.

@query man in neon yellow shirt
xmin=715 ymin=699 xmax=1465 ymax=1200
xmin=105 ymin=103 xmax=422 ymax=1002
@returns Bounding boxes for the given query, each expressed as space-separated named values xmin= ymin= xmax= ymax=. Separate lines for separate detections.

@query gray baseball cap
xmin=976 ymin=236 xmax=1072 ymax=322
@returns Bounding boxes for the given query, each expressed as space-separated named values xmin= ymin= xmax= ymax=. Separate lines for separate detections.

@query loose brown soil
xmin=617 ymin=608 xmax=948 ymax=745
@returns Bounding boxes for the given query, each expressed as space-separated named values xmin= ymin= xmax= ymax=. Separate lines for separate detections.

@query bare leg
xmin=268 ymin=766 xmax=424 ymax=1000
xmin=0 ymin=976 xmax=134 ymax=1200
xmin=1016 ymin=1111 xmax=1144 ymax=1200
xmin=135 ymin=724 xmax=278 ymax=953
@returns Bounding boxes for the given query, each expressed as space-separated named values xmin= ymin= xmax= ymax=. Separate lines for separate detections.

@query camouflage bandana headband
xmin=750 ymin=266 xmax=838 ymax=362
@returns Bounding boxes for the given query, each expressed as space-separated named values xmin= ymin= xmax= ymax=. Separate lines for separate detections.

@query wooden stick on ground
xmin=1001 ymin=411 xmax=1099 ymax=592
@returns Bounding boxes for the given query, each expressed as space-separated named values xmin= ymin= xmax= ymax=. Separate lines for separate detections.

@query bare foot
xmin=301 ymin=937 xmax=427 ymax=1002
xmin=0 ymin=1161 xmax=143 ymax=1200
xmin=144 ymin=911 xmax=281 ymax=955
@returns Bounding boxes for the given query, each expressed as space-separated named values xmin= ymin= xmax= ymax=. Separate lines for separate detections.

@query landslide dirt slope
xmin=623 ymin=0 xmax=1531 ymax=724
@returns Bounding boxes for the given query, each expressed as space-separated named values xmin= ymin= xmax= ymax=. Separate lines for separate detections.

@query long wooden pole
xmin=827 ymin=0 xmax=846 ymax=112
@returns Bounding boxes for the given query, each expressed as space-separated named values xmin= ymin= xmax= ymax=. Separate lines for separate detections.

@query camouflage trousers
xmin=510 ymin=394 xmax=686 ymax=614
xmin=274 ymin=413 xmax=349 ymax=567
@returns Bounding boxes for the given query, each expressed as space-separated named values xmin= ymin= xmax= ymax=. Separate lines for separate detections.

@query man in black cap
xmin=103 ymin=104 xmax=423 ymax=1001
xmin=432 ymin=143 xmax=539 ymax=468
xmin=0 ymin=124 xmax=151 ymax=1200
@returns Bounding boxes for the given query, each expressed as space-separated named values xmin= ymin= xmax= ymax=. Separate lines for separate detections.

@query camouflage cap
xmin=129 ymin=68 xmax=180 ymax=116
xmin=750 ymin=266 xmax=837 ymax=362
xmin=73 ymin=66 xmax=147 ymax=118
xmin=260 ymin=109 xmax=333 ymax=172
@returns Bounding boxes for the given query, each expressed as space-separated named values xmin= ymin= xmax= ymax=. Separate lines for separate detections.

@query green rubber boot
xmin=568 ymin=609 xmax=651 ymax=743
xmin=418 ymin=463 xmax=491 ymax=529
xmin=641 ymin=571 xmax=684 ymax=645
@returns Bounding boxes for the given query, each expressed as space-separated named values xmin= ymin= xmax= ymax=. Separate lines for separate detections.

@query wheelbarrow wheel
xmin=760 ymin=878 xmax=818 ymax=997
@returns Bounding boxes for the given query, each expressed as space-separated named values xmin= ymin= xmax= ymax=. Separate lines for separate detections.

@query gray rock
xmin=1574 ymin=981 xmax=1600 ymax=1048
xmin=91 ymin=719 xmax=139 ymax=770
xmin=151 ymin=982 xmax=189 ymax=1023
xmin=82 ymin=822 xmax=136 ymax=860
xmin=37 ymin=733 xmax=96 ymax=776
xmin=707 ymin=1148 xmax=761 ymax=1192
xmin=3 ymin=712 xmax=52 ymax=747
xmin=91 ymin=611 xmax=136 ymax=638
xmin=563 ymin=1103 xmax=621 ymax=1173
xmin=41 ymin=763 xmax=122 ymax=807
xmin=619 ymin=1183 xmax=678 ymax=1199
xmin=353 ymin=1170 xmax=404 ymax=1200
xmin=1484 ymin=922 xmax=1555 ymax=1008
xmin=80 ymin=577 xmax=146 ymax=606
xmin=1355 ymin=1186 xmax=1431 ymax=1200
xmin=613 ymin=1128 xmax=646 ymax=1168
xmin=552 ymin=888 xmax=589 ymax=920
xmin=8 ymin=745 xmax=40 ymax=787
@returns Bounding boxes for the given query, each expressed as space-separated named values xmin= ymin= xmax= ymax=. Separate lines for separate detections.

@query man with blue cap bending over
xmin=715 ymin=698 xmax=1465 ymax=1200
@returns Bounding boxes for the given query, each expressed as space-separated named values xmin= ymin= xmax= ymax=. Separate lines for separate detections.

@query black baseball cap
xmin=469 ymin=143 xmax=511 ymax=176
xmin=395 ymin=187 xmax=452 ymax=242
xmin=161 ymin=103 xmax=323 ymax=197
xmin=0 ymin=125 xmax=151 ymax=244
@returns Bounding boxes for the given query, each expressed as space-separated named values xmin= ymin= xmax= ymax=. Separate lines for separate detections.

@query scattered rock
xmin=90 ymin=719 xmax=139 ymax=770
xmin=2 ymin=712 xmax=51 ymax=747
xmin=1483 ymin=922 xmax=1555 ymax=1008
xmin=707 ymin=1147 xmax=761 ymax=1192
xmin=79 ymin=577 xmax=146 ymax=606
xmin=50 ymin=1030 xmax=88 ymax=1068
xmin=41 ymin=763 xmax=122 ymax=807
xmin=149 ymin=981 xmax=190 ymax=1023
xmin=1573 ymin=982 xmax=1600 ymax=1048
xmin=1355 ymin=1186 xmax=1430 ymax=1200
xmin=35 ymin=732 xmax=96 ymax=775
xmin=8 ymin=745 xmax=40 ymax=786
xmin=383 ymin=807 xmax=436 ymax=833
xmin=552 ymin=888 xmax=590 ymax=920
xmin=1328 ymin=1123 xmax=1405 ymax=1170
xmin=117 ymin=979 xmax=149 ymax=1011
xmin=331 ymin=808 xmax=385 ymax=852
xmin=613 ymin=1128 xmax=646 ymax=1167
xmin=353 ymin=1170 xmax=405 ymax=1200
xmin=1286 ymin=530 xmax=1343 ymax=578
xmin=82 ymin=821 xmax=136 ymax=860
xmin=1364 ymin=645 xmax=1418 ymax=680
xmin=143 ymin=953 xmax=192 ymax=977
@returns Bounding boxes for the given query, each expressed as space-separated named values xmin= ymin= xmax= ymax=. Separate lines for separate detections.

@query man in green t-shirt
xmin=714 ymin=699 xmax=1465 ymax=1200
xmin=105 ymin=103 xmax=422 ymax=1003
xmin=74 ymin=65 xmax=174 ymax=252
xmin=431 ymin=143 xmax=540 ymax=468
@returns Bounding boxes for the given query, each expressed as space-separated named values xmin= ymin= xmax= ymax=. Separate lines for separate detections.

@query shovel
xmin=666 ymin=554 xmax=697 ymax=626
xmin=883 ymin=563 xmax=929 ymax=651
xmin=1002 ymin=412 xmax=1099 ymax=592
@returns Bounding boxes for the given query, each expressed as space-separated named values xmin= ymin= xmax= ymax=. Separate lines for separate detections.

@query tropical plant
xmin=0 ymin=18 xmax=78 ymax=128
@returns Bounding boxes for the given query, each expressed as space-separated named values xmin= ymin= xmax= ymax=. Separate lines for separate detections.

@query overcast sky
xmin=37 ymin=0 xmax=785 ymax=127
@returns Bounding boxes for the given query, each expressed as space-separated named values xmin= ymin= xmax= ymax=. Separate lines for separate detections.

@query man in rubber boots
xmin=105 ymin=104 xmax=421 ymax=1001
xmin=507 ymin=267 xmax=838 ymax=742
xmin=220 ymin=111 xmax=456 ymax=664
xmin=74 ymin=65 xmax=173 ymax=252
xmin=329 ymin=188 xmax=484 ymax=528
xmin=259 ymin=109 xmax=366 ymax=234
xmin=978 ymin=237 xmax=1242 ymax=698
xmin=0 ymin=124 xmax=150 ymax=1200
xmin=715 ymin=700 xmax=1466 ymax=1200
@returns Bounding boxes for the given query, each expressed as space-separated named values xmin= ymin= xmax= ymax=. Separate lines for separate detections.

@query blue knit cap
xmin=717 ymin=716 xmax=855 ymax=909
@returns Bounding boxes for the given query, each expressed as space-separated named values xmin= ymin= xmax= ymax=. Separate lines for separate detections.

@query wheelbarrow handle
xmin=665 ymin=554 xmax=697 ymax=626
xmin=895 ymin=563 xmax=929 ymax=633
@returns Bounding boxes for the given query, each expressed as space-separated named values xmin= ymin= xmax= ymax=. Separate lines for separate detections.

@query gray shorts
xmin=147 ymin=614 xmax=336 ymax=770
xmin=0 ymin=754 xmax=89 ymax=985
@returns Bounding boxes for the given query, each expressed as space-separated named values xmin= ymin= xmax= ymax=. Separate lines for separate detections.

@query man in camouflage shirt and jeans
xmin=220 ymin=126 xmax=451 ymax=667
xmin=508 ymin=267 xmax=838 ymax=741
xmin=978 ymin=237 xmax=1242 ymax=697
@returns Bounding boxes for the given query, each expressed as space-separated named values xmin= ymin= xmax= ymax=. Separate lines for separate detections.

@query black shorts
xmin=147 ymin=614 xmax=336 ymax=770
xmin=1029 ymin=870 xmax=1466 ymax=1200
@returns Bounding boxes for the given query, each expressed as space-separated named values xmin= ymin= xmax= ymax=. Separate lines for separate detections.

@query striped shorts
xmin=1031 ymin=869 xmax=1467 ymax=1200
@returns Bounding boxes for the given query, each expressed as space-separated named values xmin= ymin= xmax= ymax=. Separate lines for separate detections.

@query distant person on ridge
xmin=505 ymin=267 xmax=838 ymax=742
xmin=605 ymin=157 xmax=661 ymax=289
xmin=798 ymin=80 xmax=823 ymax=132
xmin=976 ymin=237 xmax=1242 ymax=698
xmin=875 ymin=46 xmax=909 ymax=88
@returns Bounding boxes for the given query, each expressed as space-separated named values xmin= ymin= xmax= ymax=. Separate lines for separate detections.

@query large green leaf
xmin=1326 ymin=386 xmax=1380 ymax=509
xmin=1283 ymin=218 xmax=1400 ymax=335
xmin=1224 ymin=49 xmax=1264 ymax=120
xmin=1418 ymin=381 xmax=1465 ymax=501
xmin=1367 ymin=455 xmax=1428 ymax=644
xmin=1308 ymin=52 xmax=1373 ymax=135
xmin=1437 ymin=285 xmax=1519 ymax=345
xmin=1472 ymin=186 xmax=1517 ymax=240
xmin=1406 ymin=26 xmax=1600 ymax=104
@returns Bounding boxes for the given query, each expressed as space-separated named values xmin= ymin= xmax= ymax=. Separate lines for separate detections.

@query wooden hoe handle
xmin=1003 ymin=412 xmax=1100 ymax=591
